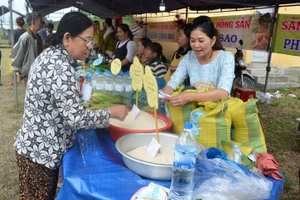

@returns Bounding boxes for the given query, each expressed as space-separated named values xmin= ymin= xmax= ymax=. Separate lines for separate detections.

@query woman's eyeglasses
xmin=76 ymin=36 xmax=96 ymax=47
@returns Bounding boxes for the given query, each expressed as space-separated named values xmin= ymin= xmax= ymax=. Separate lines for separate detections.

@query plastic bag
xmin=7 ymin=58 xmax=13 ymax=77
xmin=227 ymin=144 xmax=242 ymax=164
xmin=192 ymin=148 xmax=273 ymax=200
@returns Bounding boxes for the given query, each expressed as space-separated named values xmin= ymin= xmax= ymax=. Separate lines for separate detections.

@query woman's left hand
xmin=168 ymin=93 xmax=190 ymax=106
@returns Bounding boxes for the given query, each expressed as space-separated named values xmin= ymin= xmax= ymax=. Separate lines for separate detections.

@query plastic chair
xmin=233 ymin=88 xmax=256 ymax=102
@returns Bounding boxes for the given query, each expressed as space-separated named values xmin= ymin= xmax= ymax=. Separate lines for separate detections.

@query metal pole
xmin=264 ymin=0 xmax=280 ymax=93
xmin=9 ymin=0 xmax=18 ymax=106
xmin=185 ymin=7 xmax=188 ymax=23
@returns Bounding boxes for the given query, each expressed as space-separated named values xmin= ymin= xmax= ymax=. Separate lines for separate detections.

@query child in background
xmin=137 ymin=37 xmax=152 ymax=66
xmin=144 ymin=42 xmax=167 ymax=90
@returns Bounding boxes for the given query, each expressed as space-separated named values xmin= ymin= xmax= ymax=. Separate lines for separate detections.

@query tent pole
xmin=185 ymin=7 xmax=188 ymax=23
xmin=9 ymin=0 xmax=18 ymax=106
xmin=264 ymin=0 xmax=280 ymax=93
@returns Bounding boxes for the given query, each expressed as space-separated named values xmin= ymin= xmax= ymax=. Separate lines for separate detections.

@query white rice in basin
xmin=127 ymin=146 xmax=174 ymax=165
xmin=110 ymin=111 xmax=166 ymax=130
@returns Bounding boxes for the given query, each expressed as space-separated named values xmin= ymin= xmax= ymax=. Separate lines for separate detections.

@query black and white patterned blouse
xmin=14 ymin=44 xmax=111 ymax=170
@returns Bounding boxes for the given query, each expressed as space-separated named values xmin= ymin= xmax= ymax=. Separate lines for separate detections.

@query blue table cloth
xmin=57 ymin=129 xmax=284 ymax=200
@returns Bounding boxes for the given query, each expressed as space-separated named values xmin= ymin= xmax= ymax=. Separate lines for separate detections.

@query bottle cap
xmin=184 ymin=122 xmax=192 ymax=129
xmin=85 ymin=76 xmax=92 ymax=81
xmin=96 ymin=68 xmax=103 ymax=75
xmin=105 ymin=70 xmax=112 ymax=75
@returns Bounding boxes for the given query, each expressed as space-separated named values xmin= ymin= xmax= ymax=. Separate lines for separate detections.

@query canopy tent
xmin=25 ymin=0 xmax=300 ymax=18
xmin=0 ymin=5 xmax=25 ymax=17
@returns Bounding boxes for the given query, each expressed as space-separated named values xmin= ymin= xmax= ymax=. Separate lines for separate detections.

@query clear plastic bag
xmin=192 ymin=148 xmax=273 ymax=200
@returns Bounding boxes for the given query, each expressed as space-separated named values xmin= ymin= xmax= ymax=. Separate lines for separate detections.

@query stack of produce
xmin=87 ymin=92 xmax=129 ymax=110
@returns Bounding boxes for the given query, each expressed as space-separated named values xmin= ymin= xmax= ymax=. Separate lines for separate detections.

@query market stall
xmin=56 ymin=129 xmax=284 ymax=200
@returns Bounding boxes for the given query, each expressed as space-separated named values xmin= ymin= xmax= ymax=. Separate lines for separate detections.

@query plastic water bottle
xmin=169 ymin=122 xmax=197 ymax=200
xmin=104 ymin=70 xmax=114 ymax=94
xmin=81 ymin=75 xmax=93 ymax=107
xmin=114 ymin=73 xmax=125 ymax=95
xmin=124 ymin=72 xmax=133 ymax=106
xmin=95 ymin=69 xmax=105 ymax=92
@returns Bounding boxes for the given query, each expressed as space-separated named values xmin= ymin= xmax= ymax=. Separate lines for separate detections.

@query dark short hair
xmin=16 ymin=16 xmax=25 ymax=27
xmin=45 ymin=22 xmax=54 ymax=29
xmin=25 ymin=12 xmax=41 ymax=26
xmin=52 ymin=12 xmax=93 ymax=46
xmin=145 ymin=42 xmax=167 ymax=63
xmin=139 ymin=37 xmax=152 ymax=48
xmin=105 ymin=18 xmax=112 ymax=26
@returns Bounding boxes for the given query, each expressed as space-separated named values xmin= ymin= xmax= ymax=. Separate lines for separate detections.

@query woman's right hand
xmin=158 ymin=90 xmax=170 ymax=103
xmin=109 ymin=105 xmax=129 ymax=121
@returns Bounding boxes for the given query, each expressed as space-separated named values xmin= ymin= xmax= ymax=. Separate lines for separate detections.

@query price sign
xmin=144 ymin=65 xmax=160 ymax=148
xmin=130 ymin=56 xmax=144 ymax=107
xmin=110 ymin=58 xmax=121 ymax=75
xmin=143 ymin=65 xmax=158 ymax=109
xmin=130 ymin=57 xmax=144 ymax=91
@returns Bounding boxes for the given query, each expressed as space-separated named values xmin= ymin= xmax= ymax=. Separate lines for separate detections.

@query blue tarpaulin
xmin=57 ymin=129 xmax=284 ymax=200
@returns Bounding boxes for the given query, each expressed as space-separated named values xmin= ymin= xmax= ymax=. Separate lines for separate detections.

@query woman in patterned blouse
xmin=159 ymin=16 xmax=235 ymax=106
xmin=14 ymin=12 xmax=128 ymax=200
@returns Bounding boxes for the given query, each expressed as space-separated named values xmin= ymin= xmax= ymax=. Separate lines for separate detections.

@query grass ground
xmin=0 ymin=48 xmax=299 ymax=199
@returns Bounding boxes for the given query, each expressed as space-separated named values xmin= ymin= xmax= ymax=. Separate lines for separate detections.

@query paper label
xmin=130 ymin=105 xmax=140 ymax=119
xmin=110 ymin=59 xmax=122 ymax=75
xmin=125 ymin=85 xmax=133 ymax=92
xmin=105 ymin=84 xmax=114 ymax=91
xmin=115 ymin=84 xmax=124 ymax=92
xmin=96 ymin=84 xmax=104 ymax=90
xmin=248 ymin=153 xmax=257 ymax=162
xmin=158 ymin=91 xmax=171 ymax=98
xmin=147 ymin=138 xmax=161 ymax=157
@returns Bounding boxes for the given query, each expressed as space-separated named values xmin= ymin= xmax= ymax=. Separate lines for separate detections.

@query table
xmin=57 ymin=129 xmax=284 ymax=200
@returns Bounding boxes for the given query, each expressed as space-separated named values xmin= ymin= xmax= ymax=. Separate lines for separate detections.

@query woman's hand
xmin=158 ymin=90 xmax=170 ymax=102
xmin=109 ymin=105 xmax=129 ymax=121
xmin=168 ymin=93 xmax=191 ymax=106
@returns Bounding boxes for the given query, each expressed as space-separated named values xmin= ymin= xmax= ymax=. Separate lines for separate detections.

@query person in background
xmin=14 ymin=12 xmax=128 ymax=200
xmin=38 ymin=20 xmax=46 ymax=44
xmin=43 ymin=22 xmax=54 ymax=49
xmin=113 ymin=23 xmax=136 ymax=72
xmin=92 ymin=20 xmax=101 ymax=52
xmin=164 ymin=23 xmax=192 ymax=86
xmin=8 ymin=16 xmax=26 ymax=85
xmin=159 ymin=15 xmax=235 ymax=106
xmin=144 ymin=42 xmax=167 ymax=89
xmin=137 ymin=37 xmax=152 ymax=66
xmin=11 ymin=12 xmax=43 ymax=87
xmin=100 ymin=18 xmax=116 ymax=58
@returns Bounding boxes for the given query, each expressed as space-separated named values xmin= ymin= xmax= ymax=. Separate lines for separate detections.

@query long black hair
xmin=191 ymin=16 xmax=224 ymax=51
xmin=176 ymin=23 xmax=192 ymax=57
xmin=118 ymin=24 xmax=134 ymax=40
xmin=52 ymin=12 xmax=93 ymax=46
